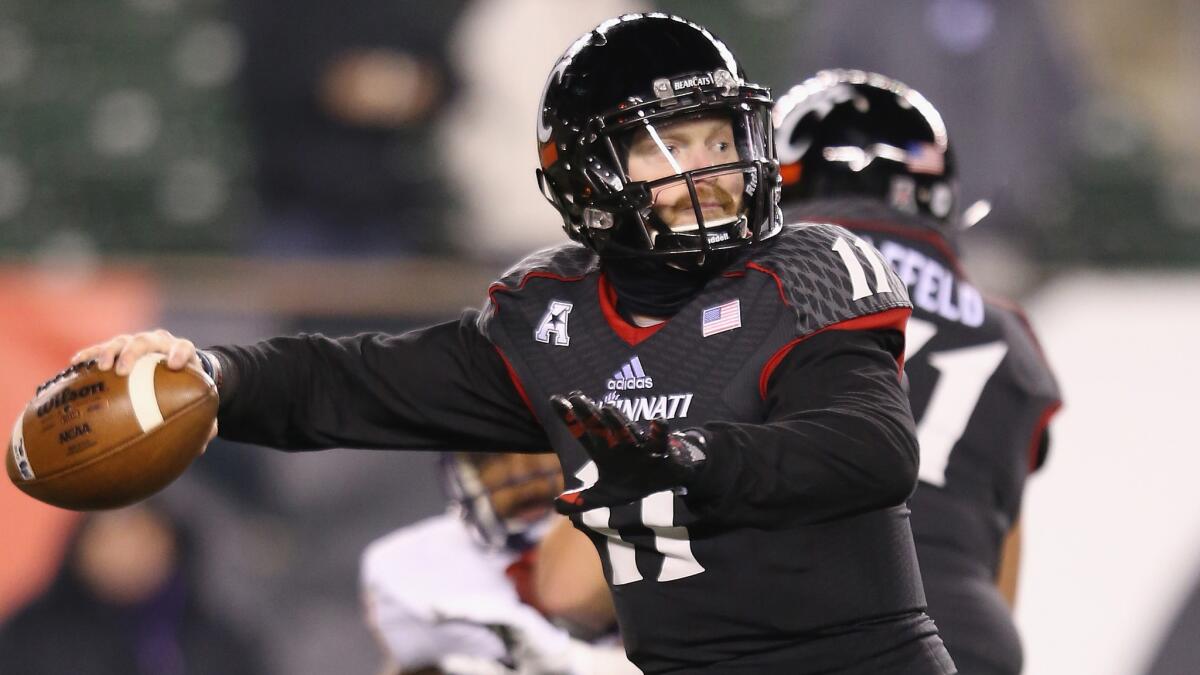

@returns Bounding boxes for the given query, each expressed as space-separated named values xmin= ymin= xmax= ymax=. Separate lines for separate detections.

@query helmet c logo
xmin=773 ymin=83 xmax=855 ymax=165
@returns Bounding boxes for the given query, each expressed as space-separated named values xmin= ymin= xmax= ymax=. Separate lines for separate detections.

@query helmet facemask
xmin=575 ymin=89 xmax=779 ymax=267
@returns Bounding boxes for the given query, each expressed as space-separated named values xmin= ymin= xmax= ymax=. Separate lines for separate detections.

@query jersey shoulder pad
xmin=478 ymin=243 xmax=598 ymax=337
xmin=489 ymin=242 xmax=599 ymax=294
xmin=748 ymin=222 xmax=912 ymax=336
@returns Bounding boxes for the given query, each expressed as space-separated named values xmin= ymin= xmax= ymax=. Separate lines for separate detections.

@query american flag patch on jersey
xmin=905 ymin=142 xmax=945 ymax=175
xmin=701 ymin=299 xmax=741 ymax=337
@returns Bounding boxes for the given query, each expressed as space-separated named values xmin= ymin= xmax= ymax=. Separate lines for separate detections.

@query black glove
xmin=550 ymin=392 xmax=708 ymax=514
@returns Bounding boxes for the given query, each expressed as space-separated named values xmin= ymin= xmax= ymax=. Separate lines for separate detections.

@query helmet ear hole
xmin=538 ymin=168 xmax=580 ymax=239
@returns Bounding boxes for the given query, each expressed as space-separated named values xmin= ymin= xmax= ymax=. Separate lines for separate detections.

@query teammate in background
xmin=71 ymin=16 xmax=956 ymax=673
xmin=773 ymin=70 xmax=1062 ymax=674
xmin=360 ymin=451 xmax=638 ymax=675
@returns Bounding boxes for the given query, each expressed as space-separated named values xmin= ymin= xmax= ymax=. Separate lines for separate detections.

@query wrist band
xmin=197 ymin=350 xmax=223 ymax=391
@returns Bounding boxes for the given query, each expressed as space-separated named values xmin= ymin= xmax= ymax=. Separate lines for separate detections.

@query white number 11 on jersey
xmin=832 ymin=235 xmax=893 ymax=300
xmin=573 ymin=461 xmax=705 ymax=585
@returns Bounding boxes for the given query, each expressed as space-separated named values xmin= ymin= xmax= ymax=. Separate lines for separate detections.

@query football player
xmin=72 ymin=15 xmax=955 ymax=674
xmin=361 ymin=451 xmax=638 ymax=675
xmin=774 ymin=69 xmax=1062 ymax=675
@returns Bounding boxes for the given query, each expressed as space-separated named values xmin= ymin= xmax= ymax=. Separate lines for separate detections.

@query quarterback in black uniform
xmin=73 ymin=18 xmax=955 ymax=674
xmin=774 ymin=70 xmax=1062 ymax=675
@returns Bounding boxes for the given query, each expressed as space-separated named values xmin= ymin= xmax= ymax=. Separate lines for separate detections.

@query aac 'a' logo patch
xmin=534 ymin=300 xmax=573 ymax=346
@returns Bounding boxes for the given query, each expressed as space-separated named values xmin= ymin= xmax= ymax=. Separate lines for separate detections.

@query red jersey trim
xmin=597 ymin=273 xmax=667 ymax=347
xmin=745 ymin=262 xmax=788 ymax=305
xmin=1027 ymin=400 xmax=1062 ymax=473
xmin=757 ymin=307 xmax=912 ymax=399
xmin=487 ymin=270 xmax=589 ymax=300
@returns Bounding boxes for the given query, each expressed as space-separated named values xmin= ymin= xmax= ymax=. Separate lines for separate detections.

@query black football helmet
xmin=535 ymin=14 xmax=781 ymax=265
xmin=774 ymin=69 xmax=958 ymax=228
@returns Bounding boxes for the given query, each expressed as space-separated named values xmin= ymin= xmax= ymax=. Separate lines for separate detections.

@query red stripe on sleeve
xmin=758 ymin=307 xmax=912 ymax=399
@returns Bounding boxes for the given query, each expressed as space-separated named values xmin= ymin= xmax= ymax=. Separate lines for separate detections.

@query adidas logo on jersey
xmin=602 ymin=356 xmax=693 ymax=421
xmin=606 ymin=356 xmax=654 ymax=391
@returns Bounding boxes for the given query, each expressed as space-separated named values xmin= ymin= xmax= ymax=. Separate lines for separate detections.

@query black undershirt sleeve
xmin=208 ymin=311 xmax=549 ymax=453
xmin=689 ymin=328 xmax=919 ymax=528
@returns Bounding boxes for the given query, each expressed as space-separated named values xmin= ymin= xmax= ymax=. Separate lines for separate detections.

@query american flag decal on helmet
xmin=905 ymin=142 xmax=945 ymax=175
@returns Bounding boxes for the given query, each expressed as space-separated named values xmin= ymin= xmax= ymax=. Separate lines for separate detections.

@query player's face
xmin=624 ymin=114 xmax=745 ymax=231
xmin=475 ymin=453 xmax=563 ymax=524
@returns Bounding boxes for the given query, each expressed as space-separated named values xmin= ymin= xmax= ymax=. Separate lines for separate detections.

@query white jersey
xmin=361 ymin=512 xmax=528 ymax=668
xmin=362 ymin=513 xmax=642 ymax=675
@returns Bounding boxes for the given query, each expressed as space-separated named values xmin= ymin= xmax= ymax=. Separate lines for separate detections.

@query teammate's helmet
xmin=536 ymin=14 xmax=781 ymax=265
xmin=440 ymin=453 xmax=556 ymax=552
xmin=774 ymin=70 xmax=958 ymax=227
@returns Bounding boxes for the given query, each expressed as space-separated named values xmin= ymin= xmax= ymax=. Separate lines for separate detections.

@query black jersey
xmin=211 ymin=224 xmax=956 ymax=674
xmin=787 ymin=199 xmax=1062 ymax=675
xmin=480 ymin=223 xmax=954 ymax=673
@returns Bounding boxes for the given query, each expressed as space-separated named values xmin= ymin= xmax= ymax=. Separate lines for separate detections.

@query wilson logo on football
xmin=606 ymin=356 xmax=654 ymax=391
xmin=35 ymin=382 xmax=106 ymax=418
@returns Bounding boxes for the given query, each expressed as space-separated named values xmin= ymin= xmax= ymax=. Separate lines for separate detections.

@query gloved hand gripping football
xmin=550 ymin=392 xmax=708 ymax=514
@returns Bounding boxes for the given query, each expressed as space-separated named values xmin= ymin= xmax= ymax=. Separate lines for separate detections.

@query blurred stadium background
xmin=0 ymin=1 xmax=1196 ymax=673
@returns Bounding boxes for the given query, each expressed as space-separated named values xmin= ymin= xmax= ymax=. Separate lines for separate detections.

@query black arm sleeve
xmin=689 ymin=328 xmax=919 ymax=528
xmin=209 ymin=311 xmax=549 ymax=453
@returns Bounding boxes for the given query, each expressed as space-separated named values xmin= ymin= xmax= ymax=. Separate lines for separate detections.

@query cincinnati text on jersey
xmin=601 ymin=391 xmax=694 ymax=422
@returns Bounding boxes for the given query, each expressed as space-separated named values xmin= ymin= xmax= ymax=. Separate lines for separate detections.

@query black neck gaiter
xmin=602 ymin=256 xmax=724 ymax=320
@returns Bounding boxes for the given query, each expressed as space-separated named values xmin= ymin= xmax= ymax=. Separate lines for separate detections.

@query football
xmin=7 ymin=354 xmax=218 ymax=510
